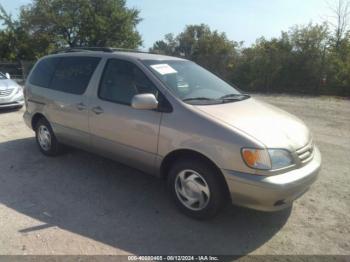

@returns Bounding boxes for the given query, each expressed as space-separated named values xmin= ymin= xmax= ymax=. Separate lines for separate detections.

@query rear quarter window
xmin=28 ymin=57 xmax=60 ymax=88
xmin=50 ymin=57 xmax=101 ymax=95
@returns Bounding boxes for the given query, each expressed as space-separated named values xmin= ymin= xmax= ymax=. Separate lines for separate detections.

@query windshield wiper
xmin=182 ymin=97 xmax=214 ymax=102
xmin=183 ymin=94 xmax=250 ymax=104
xmin=219 ymin=93 xmax=250 ymax=100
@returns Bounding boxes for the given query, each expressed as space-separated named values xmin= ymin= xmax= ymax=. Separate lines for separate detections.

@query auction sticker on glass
xmin=150 ymin=64 xmax=177 ymax=75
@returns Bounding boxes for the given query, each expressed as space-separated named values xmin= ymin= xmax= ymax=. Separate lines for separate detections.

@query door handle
xmin=76 ymin=102 xmax=87 ymax=111
xmin=92 ymin=106 xmax=104 ymax=115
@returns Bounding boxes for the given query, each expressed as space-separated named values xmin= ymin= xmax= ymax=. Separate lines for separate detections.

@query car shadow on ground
xmin=0 ymin=137 xmax=291 ymax=256
xmin=0 ymin=107 xmax=22 ymax=114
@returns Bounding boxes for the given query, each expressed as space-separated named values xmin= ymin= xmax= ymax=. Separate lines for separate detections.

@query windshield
xmin=143 ymin=60 xmax=249 ymax=105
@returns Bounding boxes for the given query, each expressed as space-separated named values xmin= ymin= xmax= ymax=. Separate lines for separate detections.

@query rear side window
xmin=28 ymin=57 xmax=60 ymax=88
xmin=50 ymin=57 xmax=101 ymax=94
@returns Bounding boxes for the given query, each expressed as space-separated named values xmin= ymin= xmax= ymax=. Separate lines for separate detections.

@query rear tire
xmin=35 ymin=118 xmax=63 ymax=156
xmin=167 ymin=158 xmax=228 ymax=220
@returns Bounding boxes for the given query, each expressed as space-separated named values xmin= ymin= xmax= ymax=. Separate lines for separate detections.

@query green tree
xmin=151 ymin=33 xmax=178 ymax=55
xmin=150 ymin=24 xmax=240 ymax=79
xmin=327 ymin=34 xmax=350 ymax=96
xmin=20 ymin=0 xmax=142 ymax=48
xmin=0 ymin=0 xmax=143 ymax=61
xmin=232 ymin=23 xmax=330 ymax=95
xmin=326 ymin=0 xmax=350 ymax=96
xmin=232 ymin=34 xmax=293 ymax=93
xmin=0 ymin=5 xmax=32 ymax=60
xmin=288 ymin=23 xmax=329 ymax=94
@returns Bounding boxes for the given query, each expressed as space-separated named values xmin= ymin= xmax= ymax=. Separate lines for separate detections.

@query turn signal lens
xmin=241 ymin=148 xmax=271 ymax=170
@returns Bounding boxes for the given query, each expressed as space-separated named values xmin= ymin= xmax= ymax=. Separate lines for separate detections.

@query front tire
xmin=168 ymin=159 xmax=228 ymax=219
xmin=35 ymin=118 xmax=63 ymax=156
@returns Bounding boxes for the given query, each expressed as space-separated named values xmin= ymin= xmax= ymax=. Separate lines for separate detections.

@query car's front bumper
xmin=0 ymin=90 xmax=24 ymax=109
xmin=222 ymin=146 xmax=321 ymax=211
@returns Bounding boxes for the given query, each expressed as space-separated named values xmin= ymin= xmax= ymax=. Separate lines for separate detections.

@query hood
xmin=0 ymin=79 xmax=20 ymax=90
xmin=195 ymin=98 xmax=311 ymax=149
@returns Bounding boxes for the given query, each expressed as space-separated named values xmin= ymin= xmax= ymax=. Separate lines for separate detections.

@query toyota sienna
xmin=23 ymin=48 xmax=321 ymax=219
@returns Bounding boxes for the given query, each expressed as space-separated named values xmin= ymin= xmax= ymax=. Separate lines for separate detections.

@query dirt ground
xmin=0 ymin=94 xmax=349 ymax=256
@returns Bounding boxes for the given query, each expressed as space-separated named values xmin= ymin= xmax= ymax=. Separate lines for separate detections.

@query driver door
xmin=88 ymin=59 xmax=162 ymax=174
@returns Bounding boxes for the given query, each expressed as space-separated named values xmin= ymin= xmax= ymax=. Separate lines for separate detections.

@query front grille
xmin=0 ymin=88 xmax=14 ymax=97
xmin=296 ymin=140 xmax=314 ymax=164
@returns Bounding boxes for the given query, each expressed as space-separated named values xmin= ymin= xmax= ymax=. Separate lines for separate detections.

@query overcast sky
xmin=1 ymin=0 xmax=334 ymax=49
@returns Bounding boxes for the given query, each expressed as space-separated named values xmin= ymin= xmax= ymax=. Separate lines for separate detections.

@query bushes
xmin=152 ymin=24 xmax=350 ymax=97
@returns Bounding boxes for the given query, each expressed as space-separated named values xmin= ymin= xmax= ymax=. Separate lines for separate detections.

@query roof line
xmin=51 ymin=47 xmax=152 ymax=54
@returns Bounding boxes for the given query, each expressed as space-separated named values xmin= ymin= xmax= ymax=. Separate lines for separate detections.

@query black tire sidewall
xmin=35 ymin=118 xmax=61 ymax=156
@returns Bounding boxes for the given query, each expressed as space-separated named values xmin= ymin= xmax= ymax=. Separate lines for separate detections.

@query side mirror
xmin=131 ymin=93 xmax=158 ymax=110
xmin=5 ymin=73 xmax=11 ymax=79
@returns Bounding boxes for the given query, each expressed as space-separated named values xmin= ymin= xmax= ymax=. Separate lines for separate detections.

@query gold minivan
xmin=23 ymin=48 xmax=321 ymax=219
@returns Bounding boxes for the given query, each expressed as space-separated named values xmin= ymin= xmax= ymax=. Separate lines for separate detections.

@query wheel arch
xmin=31 ymin=113 xmax=47 ymax=130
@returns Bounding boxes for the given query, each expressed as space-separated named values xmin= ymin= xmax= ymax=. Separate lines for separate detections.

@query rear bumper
xmin=23 ymin=111 xmax=32 ymax=129
xmin=222 ymin=146 xmax=321 ymax=211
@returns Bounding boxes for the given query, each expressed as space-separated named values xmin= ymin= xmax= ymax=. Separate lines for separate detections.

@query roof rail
xmin=51 ymin=47 xmax=149 ymax=54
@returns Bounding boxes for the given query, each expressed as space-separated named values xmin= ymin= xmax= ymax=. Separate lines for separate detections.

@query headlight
xmin=268 ymin=149 xmax=294 ymax=169
xmin=15 ymin=86 xmax=23 ymax=94
xmin=241 ymin=148 xmax=294 ymax=171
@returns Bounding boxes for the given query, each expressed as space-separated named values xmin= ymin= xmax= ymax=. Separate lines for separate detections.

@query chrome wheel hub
xmin=175 ymin=169 xmax=210 ymax=211
xmin=37 ymin=125 xmax=51 ymax=151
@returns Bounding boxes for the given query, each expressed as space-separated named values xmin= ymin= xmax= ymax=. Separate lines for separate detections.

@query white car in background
xmin=0 ymin=72 xmax=24 ymax=109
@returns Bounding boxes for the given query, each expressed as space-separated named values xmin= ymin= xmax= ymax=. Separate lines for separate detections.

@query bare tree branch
xmin=326 ymin=0 xmax=350 ymax=48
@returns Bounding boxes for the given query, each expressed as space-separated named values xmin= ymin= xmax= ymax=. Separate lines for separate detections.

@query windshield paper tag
xmin=150 ymin=64 xmax=177 ymax=75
